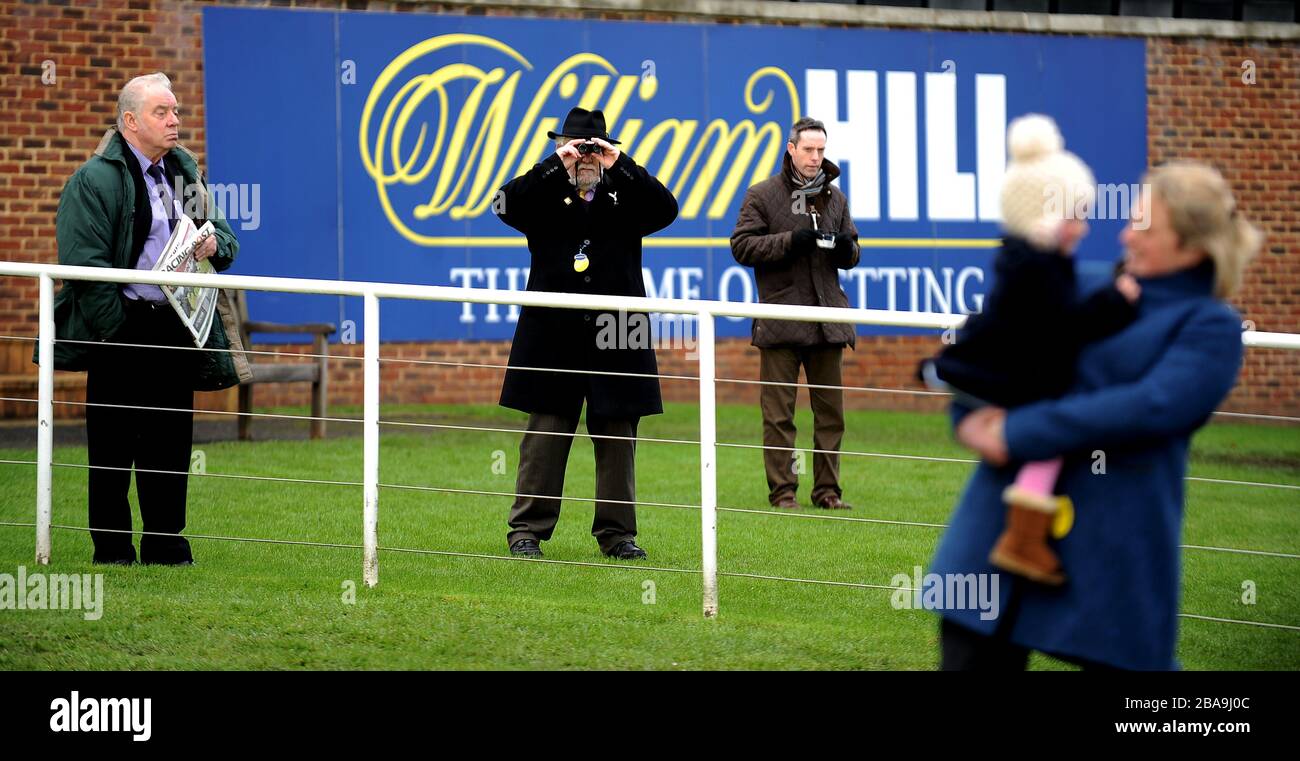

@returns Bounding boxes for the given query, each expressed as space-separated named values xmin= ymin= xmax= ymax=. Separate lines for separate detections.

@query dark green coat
xmin=39 ymin=129 xmax=244 ymax=390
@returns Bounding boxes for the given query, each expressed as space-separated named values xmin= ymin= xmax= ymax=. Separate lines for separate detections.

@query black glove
xmin=833 ymin=232 xmax=856 ymax=255
xmin=790 ymin=228 xmax=818 ymax=255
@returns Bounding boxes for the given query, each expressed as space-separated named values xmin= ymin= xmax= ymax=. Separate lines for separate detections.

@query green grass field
xmin=0 ymin=402 xmax=1296 ymax=670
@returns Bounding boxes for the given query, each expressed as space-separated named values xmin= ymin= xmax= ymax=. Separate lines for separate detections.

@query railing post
xmin=363 ymin=291 xmax=380 ymax=587
xmin=697 ymin=310 xmax=717 ymax=618
xmin=35 ymin=273 xmax=53 ymax=566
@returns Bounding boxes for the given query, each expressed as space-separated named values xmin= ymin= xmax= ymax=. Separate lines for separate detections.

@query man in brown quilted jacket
xmin=730 ymin=117 xmax=860 ymax=510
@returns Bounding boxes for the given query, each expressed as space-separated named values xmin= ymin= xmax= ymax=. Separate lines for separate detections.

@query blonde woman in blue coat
xmin=932 ymin=162 xmax=1262 ymax=670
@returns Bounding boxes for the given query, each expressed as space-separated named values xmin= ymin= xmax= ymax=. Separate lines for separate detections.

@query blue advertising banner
xmin=201 ymin=7 xmax=1146 ymax=342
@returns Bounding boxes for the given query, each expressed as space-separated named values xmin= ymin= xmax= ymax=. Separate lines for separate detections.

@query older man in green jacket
xmin=49 ymin=72 xmax=242 ymax=565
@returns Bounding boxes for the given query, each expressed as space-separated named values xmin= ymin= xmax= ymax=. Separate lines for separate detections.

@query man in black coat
xmin=494 ymin=108 xmax=678 ymax=560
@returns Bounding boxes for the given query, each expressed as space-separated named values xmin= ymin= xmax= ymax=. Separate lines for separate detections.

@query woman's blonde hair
xmin=1144 ymin=162 xmax=1262 ymax=299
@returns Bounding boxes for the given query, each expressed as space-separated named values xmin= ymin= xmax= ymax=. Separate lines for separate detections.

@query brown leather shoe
xmin=814 ymin=495 xmax=852 ymax=510
xmin=773 ymin=494 xmax=799 ymax=510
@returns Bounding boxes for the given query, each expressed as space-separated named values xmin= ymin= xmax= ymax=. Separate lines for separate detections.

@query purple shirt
xmin=122 ymin=140 xmax=178 ymax=302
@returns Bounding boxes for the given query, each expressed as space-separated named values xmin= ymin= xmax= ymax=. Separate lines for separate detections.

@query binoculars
xmin=576 ymin=142 xmax=605 ymax=155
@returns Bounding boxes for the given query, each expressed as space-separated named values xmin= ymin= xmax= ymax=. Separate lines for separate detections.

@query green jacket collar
xmin=92 ymin=127 xmax=202 ymax=178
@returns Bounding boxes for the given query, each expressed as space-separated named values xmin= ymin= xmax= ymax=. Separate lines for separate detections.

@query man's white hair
xmin=116 ymin=72 xmax=173 ymax=130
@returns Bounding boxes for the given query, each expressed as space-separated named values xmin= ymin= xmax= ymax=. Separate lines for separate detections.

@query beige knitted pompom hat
xmin=999 ymin=114 xmax=1096 ymax=250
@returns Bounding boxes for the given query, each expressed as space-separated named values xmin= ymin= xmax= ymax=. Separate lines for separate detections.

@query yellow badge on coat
xmin=1052 ymin=496 xmax=1074 ymax=539
xmin=573 ymin=252 xmax=589 ymax=273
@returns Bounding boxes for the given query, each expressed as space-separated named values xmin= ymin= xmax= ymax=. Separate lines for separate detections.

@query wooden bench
xmin=231 ymin=290 xmax=336 ymax=440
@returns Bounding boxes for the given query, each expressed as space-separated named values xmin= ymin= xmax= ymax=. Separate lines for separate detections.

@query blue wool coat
xmin=929 ymin=260 xmax=1242 ymax=670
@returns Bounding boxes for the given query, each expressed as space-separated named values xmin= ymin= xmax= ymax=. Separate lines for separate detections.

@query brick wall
xmin=1 ymin=1 xmax=1296 ymax=419
xmin=1147 ymin=39 xmax=1300 ymax=415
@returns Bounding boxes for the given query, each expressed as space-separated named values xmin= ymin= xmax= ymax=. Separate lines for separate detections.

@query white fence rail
xmin=3 ymin=260 xmax=1298 ymax=618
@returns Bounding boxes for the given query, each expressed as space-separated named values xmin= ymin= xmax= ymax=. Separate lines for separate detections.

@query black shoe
xmin=509 ymin=539 xmax=543 ymax=558
xmin=605 ymin=540 xmax=647 ymax=560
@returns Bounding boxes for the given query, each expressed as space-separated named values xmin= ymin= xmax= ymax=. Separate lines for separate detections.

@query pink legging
xmin=1014 ymin=457 xmax=1063 ymax=497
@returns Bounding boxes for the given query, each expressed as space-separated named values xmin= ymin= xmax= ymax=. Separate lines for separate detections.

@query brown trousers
xmin=507 ymin=411 xmax=639 ymax=554
xmin=759 ymin=345 xmax=845 ymax=506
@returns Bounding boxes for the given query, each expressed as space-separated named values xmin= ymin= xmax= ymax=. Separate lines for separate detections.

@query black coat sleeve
xmin=493 ymin=152 xmax=575 ymax=235
xmin=602 ymin=152 xmax=678 ymax=236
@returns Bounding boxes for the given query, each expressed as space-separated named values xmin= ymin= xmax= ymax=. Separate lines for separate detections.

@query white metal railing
xmin=3 ymin=260 xmax=1298 ymax=619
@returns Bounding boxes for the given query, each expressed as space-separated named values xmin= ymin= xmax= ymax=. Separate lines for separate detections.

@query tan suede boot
xmin=989 ymin=486 xmax=1066 ymax=586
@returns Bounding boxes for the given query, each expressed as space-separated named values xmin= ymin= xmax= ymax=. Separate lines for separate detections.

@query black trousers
xmin=506 ymin=410 xmax=639 ymax=554
xmin=85 ymin=299 xmax=196 ymax=564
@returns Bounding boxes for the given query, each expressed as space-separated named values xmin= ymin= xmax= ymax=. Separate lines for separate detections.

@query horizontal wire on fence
xmin=714 ymin=505 xmax=1300 ymax=558
xmin=1184 ymin=475 xmax=1300 ymax=491
xmin=718 ymin=569 xmax=905 ymax=592
xmin=8 ymin=408 xmax=1292 ymax=492
xmin=7 ymin=393 xmax=1298 ymax=457
xmin=380 ymin=543 xmax=699 ymax=576
xmin=0 ymin=396 xmax=362 ymax=426
xmin=718 ymin=440 xmax=980 ymax=465
xmin=378 ymin=481 xmax=701 ymax=512
xmin=714 ymin=507 xmax=946 ymax=530
xmin=2 ymin=458 xmax=1292 ymax=560
xmin=377 ymin=418 xmax=697 ymax=447
xmin=0 ymin=459 xmax=362 ymax=489
xmin=718 ymin=440 xmax=1300 ymax=491
xmin=1180 ymin=544 xmax=1300 ymax=560
xmin=312 ymin=479 xmax=1300 ymax=560
xmin=56 ymin=336 xmax=309 ymax=359
xmin=0 ymin=521 xmax=368 ymax=552
xmin=1177 ymin=614 xmax=1300 ymax=632
xmin=717 ymin=375 xmax=951 ymax=396
xmin=377 ymin=353 xmax=944 ymax=397
xmin=377 ymin=355 xmax=700 ymax=383
xmin=1212 ymin=411 xmax=1300 ymax=423
xmin=57 ymin=336 xmax=352 ymax=364
xmin=22 ymin=333 xmax=900 ymax=395
xmin=0 ymin=520 xmax=1294 ymax=633
xmin=0 ymin=457 xmax=704 ymax=513
xmin=12 ymin=334 xmax=1300 ymax=422
xmin=237 ymin=346 xmax=342 ymax=362
xmin=376 ymin=354 xmax=948 ymax=396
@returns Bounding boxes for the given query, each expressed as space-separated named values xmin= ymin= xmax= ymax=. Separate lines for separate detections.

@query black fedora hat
xmin=547 ymin=107 xmax=621 ymax=145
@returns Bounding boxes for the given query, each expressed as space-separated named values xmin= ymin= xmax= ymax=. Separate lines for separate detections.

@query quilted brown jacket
xmin=730 ymin=154 xmax=860 ymax=348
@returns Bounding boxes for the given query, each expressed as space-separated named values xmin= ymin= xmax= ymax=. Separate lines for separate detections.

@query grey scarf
xmin=789 ymin=166 xmax=826 ymax=208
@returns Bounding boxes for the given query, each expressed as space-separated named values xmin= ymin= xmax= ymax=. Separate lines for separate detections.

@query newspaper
xmin=152 ymin=216 xmax=218 ymax=348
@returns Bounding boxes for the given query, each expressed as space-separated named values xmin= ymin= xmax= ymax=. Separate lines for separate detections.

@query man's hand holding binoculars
xmin=556 ymin=137 xmax=621 ymax=171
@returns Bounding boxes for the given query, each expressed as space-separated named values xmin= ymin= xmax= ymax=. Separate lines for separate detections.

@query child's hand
xmin=1116 ymin=273 xmax=1141 ymax=304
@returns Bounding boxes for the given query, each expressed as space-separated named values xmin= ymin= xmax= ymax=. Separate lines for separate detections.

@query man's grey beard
xmin=572 ymin=165 xmax=601 ymax=193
